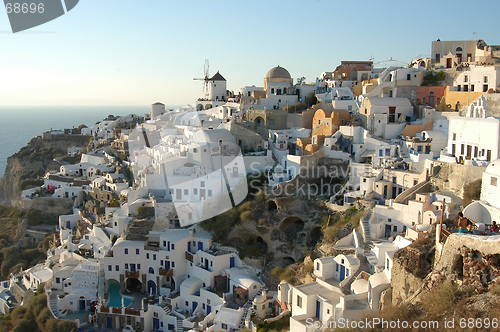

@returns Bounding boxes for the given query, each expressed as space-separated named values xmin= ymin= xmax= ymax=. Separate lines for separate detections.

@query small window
xmin=115 ymin=265 xmax=119 ymax=271
xmin=125 ymin=263 xmax=128 ymax=269
xmin=108 ymin=265 xmax=112 ymax=271
xmin=124 ymin=248 xmax=128 ymax=255
xmin=297 ymin=295 xmax=302 ymax=308
xmin=484 ymin=76 xmax=488 ymax=83
xmin=491 ymin=177 xmax=498 ymax=187
xmin=171 ymin=244 xmax=175 ymax=250
xmin=136 ymin=248 xmax=140 ymax=255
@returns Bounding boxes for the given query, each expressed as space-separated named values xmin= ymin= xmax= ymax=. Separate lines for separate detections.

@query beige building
xmin=431 ymin=39 xmax=500 ymax=68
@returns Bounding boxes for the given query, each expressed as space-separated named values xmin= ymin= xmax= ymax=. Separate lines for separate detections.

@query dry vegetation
xmin=0 ymin=292 xmax=77 ymax=332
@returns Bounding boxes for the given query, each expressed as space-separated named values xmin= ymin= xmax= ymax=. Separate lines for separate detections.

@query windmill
xmin=193 ymin=59 xmax=210 ymax=99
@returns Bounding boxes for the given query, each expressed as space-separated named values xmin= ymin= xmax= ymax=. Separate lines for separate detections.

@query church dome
xmin=265 ymin=66 xmax=291 ymax=80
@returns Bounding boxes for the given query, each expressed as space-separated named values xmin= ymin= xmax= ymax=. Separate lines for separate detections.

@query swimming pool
xmin=108 ymin=281 xmax=133 ymax=307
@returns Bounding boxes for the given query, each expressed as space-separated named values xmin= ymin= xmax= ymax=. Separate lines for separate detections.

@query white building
xmin=441 ymin=98 xmax=500 ymax=164
xmin=359 ymin=97 xmax=414 ymax=139
xmin=463 ymin=159 xmax=500 ymax=224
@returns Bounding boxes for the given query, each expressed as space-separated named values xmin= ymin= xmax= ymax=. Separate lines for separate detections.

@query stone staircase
xmin=47 ymin=292 xmax=61 ymax=319
xmin=161 ymin=302 xmax=171 ymax=315
xmin=360 ymin=209 xmax=372 ymax=244
xmin=175 ymin=317 xmax=183 ymax=332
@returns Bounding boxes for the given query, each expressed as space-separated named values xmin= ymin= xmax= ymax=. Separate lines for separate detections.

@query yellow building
xmin=443 ymin=86 xmax=484 ymax=111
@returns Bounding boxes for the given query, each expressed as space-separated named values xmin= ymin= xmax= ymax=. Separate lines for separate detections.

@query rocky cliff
xmin=384 ymin=230 xmax=500 ymax=322
xmin=0 ymin=134 xmax=90 ymax=204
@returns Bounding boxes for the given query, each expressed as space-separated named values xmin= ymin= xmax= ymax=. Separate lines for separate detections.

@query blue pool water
xmin=108 ymin=281 xmax=132 ymax=307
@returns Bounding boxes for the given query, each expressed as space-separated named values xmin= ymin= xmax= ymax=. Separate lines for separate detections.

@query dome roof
xmin=485 ymin=159 xmax=500 ymax=176
xmin=265 ymin=66 xmax=291 ymax=80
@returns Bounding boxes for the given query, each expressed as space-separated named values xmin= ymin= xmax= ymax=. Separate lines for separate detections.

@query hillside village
xmin=0 ymin=38 xmax=499 ymax=332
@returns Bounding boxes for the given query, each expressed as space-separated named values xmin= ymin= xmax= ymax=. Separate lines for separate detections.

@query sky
xmin=0 ymin=0 xmax=499 ymax=107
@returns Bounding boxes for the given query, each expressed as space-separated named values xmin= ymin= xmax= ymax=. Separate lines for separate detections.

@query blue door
xmin=198 ymin=241 xmax=203 ymax=250
xmin=153 ymin=318 xmax=160 ymax=331
xmin=339 ymin=265 xmax=346 ymax=281
xmin=79 ymin=299 xmax=85 ymax=311
xmin=315 ymin=300 xmax=321 ymax=318
xmin=207 ymin=305 xmax=211 ymax=314
xmin=384 ymin=224 xmax=392 ymax=238
xmin=106 ymin=316 xmax=113 ymax=329
xmin=204 ymin=259 xmax=209 ymax=270
xmin=130 ymin=264 xmax=136 ymax=272
xmin=192 ymin=301 xmax=198 ymax=312
xmin=229 ymin=257 xmax=235 ymax=268
xmin=165 ymin=261 xmax=170 ymax=269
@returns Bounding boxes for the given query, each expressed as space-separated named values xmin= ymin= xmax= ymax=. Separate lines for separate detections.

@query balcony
xmin=159 ymin=268 xmax=173 ymax=277
xmin=112 ymin=307 xmax=122 ymax=314
xmin=125 ymin=308 xmax=141 ymax=316
xmin=125 ymin=271 xmax=140 ymax=278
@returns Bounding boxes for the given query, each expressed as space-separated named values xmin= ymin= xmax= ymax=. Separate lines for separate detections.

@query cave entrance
xmin=452 ymin=254 xmax=464 ymax=279
xmin=279 ymin=216 xmax=305 ymax=241
xmin=268 ymin=200 xmax=278 ymax=211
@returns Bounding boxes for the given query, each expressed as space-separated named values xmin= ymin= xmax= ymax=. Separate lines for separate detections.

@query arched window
xmin=456 ymin=47 xmax=463 ymax=52
xmin=149 ymin=267 xmax=154 ymax=274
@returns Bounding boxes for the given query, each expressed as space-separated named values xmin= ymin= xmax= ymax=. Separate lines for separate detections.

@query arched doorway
xmin=254 ymin=116 xmax=265 ymax=128
xmin=125 ymin=278 xmax=142 ymax=293
xmin=147 ymin=280 xmax=157 ymax=296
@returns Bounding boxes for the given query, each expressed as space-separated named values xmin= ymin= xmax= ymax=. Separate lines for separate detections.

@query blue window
xmin=125 ymin=263 xmax=129 ymax=269
xmin=379 ymin=150 xmax=383 ymax=157
xmin=153 ymin=254 xmax=156 ymax=260
xmin=115 ymin=265 xmax=119 ymax=271
xmin=149 ymin=267 xmax=154 ymax=274
xmin=108 ymin=265 xmax=112 ymax=271
xmin=124 ymin=248 xmax=128 ymax=255
xmin=136 ymin=248 xmax=140 ymax=255
xmin=146 ymin=253 xmax=150 ymax=259
xmin=385 ymin=148 xmax=390 ymax=155
xmin=56 ymin=277 xmax=60 ymax=283
xmin=335 ymin=263 xmax=339 ymax=271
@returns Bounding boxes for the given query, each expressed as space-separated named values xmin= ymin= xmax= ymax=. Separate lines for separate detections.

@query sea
xmin=0 ymin=106 xmax=152 ymax=178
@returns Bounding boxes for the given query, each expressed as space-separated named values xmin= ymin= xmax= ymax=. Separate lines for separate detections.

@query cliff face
xmin=387 ymin=232 xmax=500 ymax=320
xmin=0 ymin=134 xmax=90 ymax=204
